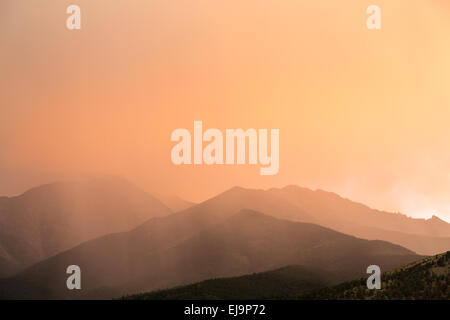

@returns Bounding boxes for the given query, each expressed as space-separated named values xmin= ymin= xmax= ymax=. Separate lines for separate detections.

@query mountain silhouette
xmin=0 ymin=176 xmax=171 ymax=277
xmin=0 ymin=210 xmax=422 ymax=299
xmin=1 ymin=182 xmax=447 ymax=299
xmin=268 ymin=185 xmax=450 ymax=255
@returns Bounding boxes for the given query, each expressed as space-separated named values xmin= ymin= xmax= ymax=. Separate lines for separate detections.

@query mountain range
xmin=268 ymin=185 xmax=450 ymax=255
xmin=0 ymin=176 xmax=449 ymax=299
xmin=0 ymin=209 xmax=422 ymax=299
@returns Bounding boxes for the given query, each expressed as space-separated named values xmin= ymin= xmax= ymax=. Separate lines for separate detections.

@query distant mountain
xmin=123 ymin=265 xmax=334 ymax=300
xmin=266 ymin=186 xmax=450 ymax=255
xmin=141 ymin=185 xmax=450 ymax=256
xmin=270 ymin=185 xmax=450 ymax=237
xmin=299 ymin=251 xmax=450 ymax=299
xmin=3 ymin=182 xmax=443 ymax=280
xmin=0 ymin=210 xmax=422 ymax=299
xmin=145 ymin=185 xmax=450 ymax=256
xmin=0 ymin=176 xmax=171 ymax=277
xmin=181 ymin=186 xmax=316 ymax=223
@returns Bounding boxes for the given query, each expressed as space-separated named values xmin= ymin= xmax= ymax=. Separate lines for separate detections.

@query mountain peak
xmin=16 ymin=175 xmax=135 ymax=199
xmin=0 ymin=176 xmax=172 ymax=277
xmin=429 ymin=215 xmax=448 ymax=223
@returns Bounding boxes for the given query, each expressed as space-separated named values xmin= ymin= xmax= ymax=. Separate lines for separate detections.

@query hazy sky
xmin=1 ymin=0 xmax=450 ymax=222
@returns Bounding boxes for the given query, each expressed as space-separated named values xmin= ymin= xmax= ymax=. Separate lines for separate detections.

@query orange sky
xmin=1 ymin=0 xmax=450 ymax=222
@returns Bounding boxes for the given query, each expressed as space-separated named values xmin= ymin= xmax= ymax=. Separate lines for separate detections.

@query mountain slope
xmin=298 ymin=251 xmax=450 ymax=299
xmin=0 ymin=210 xmax=423 ymax=299
xmin=183 ymin=186 xmax=315 ymax=223
xmin=267 ymin=185 xmax=450 ymax=255
xmin=270 ymin=185 xmax=450 ymax=237
xmin=2 ymin=182 xmax=445 ymax=280
xmin=0 ymin=176 xmax=171 ymax=277
xmin=123 ymin=265 xmax=334 ymax=300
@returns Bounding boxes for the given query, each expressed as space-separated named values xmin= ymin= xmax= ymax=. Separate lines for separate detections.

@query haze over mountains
xmin=0 ymin=176 xmax=171 ymax=277
xmin=0 ymin=210 xmax=421 ymax=299
xmin=271 ymin=186 xmax=450 ymax=237
xmin=268 ymin=186 xmax=450 ymax=255
xmin=179 ymin=185 xmax=450 ymax=255
xmin=0 ymin=176 xmax=449 ymax=299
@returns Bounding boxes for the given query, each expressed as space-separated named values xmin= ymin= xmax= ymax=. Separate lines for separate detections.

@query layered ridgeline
xmin=299 ymin=251 xmax=450 ymax=299
xmin=1 ymin=182 xmax=447 ymax=279
xmin=0 ymin=182 xmax=448 ymax=299
xmin=268 ymin=186 xmax=450 ymax=255
xmin=124 ymin=251 xmax=449 ymax=300
xmin=0 ymin=176 xmax=172 ymax=277
xmin=0 ymin=210 xmax=422 ymax=299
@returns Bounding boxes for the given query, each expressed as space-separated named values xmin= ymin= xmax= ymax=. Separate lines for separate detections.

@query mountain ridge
xmin=0 ymin=176 xmax=172 ymax=277
xmin=0 ymin=209 xmax=423 ymax=299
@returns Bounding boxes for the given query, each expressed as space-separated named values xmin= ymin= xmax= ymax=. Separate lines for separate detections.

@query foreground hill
xmin=123 ymin=265 xmax=334 ymax=300
xmin=123 ymin=251 xmax=449 ymax=300
xmin=0 ymin=210 xmax=422 ymax=299
xmin=299 ymin=251 xmax=450 ymax=299
xmin=0 ymin=176 xmax=171 ymax=277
